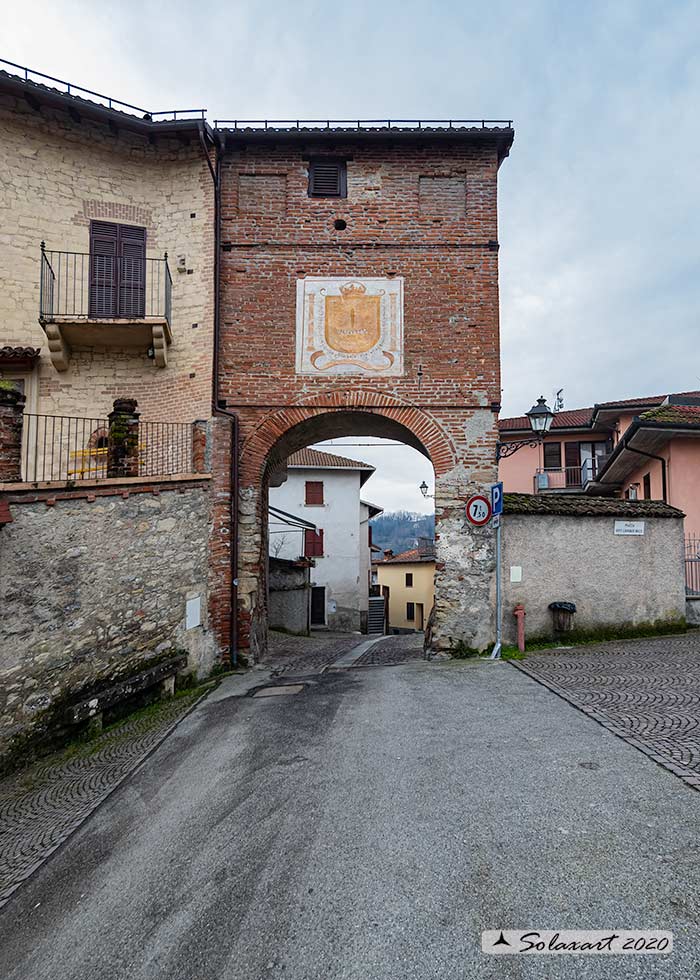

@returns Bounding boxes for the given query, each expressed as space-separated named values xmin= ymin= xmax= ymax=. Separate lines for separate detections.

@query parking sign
xmin=491 ymin=482 xmax=503 ymax=517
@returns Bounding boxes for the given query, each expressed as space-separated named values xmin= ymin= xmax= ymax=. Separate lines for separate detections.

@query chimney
xmin=383 ymin=549 xmax=393 ymax=559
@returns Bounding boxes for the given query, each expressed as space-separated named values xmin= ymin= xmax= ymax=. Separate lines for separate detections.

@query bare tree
xmin=270 ymin=533 xmax=288 ymax=558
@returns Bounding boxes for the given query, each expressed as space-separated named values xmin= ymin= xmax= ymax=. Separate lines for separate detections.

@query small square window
xmin=308 ymin=159 xmax=347 ymax=198
xmin=405 ymin=572 xmax=413 ymax=587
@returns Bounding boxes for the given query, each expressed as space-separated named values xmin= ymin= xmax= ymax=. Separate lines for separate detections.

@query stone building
xmin=0 ymin=67 xmax=216 ymax=423
xmin=0 ymin=65 xmax=229 ymax=758
xmin=215 ymin=120 xmax=514 ymax=660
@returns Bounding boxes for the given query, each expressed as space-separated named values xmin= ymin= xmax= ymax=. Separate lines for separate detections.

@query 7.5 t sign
xmin=465 ymin=494 xmax=492 ymax=527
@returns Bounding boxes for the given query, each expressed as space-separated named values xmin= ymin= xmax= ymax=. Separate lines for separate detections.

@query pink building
xmin=499 ymin=391 xmax=700 ymax=537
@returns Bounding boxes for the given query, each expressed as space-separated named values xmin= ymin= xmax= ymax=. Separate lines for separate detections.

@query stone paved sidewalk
xmin=514 ymin=631 xmax=700 ymax=792
xmin=353 ymin=632 xmax=425 ymax=666
xmin=0 ymin=690 xmax=205 ymax=909
xmin=265 ymin=630 xmax=364 ymax=675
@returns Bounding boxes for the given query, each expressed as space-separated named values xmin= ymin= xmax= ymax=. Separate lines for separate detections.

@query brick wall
xmin=0 ymin=94 xmax=215 ymax=423
xmin=217 ymin=135 xmax=510 ymax=658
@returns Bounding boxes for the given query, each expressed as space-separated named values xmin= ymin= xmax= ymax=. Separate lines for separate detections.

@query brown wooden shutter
xmin=308 ymin=160 xmax=347 ymax=197
xmin=543 ymin=442 xmax=562 ymax=470
xmin=118 ymin=225 xmax=147 ymax=318
xmin=304 ymin=529 xmax=323 ymax=557
xmin=89 ymin=221 xmax=118 ymax=317
xmin=89 ymin=222 xmax=146 ymax=318
xmin=305 ymin=480 xmax=324 ymax=505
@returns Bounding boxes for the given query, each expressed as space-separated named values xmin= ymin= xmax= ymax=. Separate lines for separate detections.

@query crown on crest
xmin=339 ymin=281 xmax=367 ymax=297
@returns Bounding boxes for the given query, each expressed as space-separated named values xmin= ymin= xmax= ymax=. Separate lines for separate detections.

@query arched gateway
xmin=214 ymin=120 xmax=514 ymax=663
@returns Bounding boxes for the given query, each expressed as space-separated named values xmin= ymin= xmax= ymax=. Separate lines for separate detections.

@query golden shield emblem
xmin=324 ymin=282 xmax=381 ymax=354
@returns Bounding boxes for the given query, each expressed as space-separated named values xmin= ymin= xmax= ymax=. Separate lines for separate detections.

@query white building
xmin=269 ymin=449 xmax=382 ymax=632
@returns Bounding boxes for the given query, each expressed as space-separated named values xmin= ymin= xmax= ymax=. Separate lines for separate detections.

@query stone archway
xmin=235 ymin=388 xmax=498 ymax=663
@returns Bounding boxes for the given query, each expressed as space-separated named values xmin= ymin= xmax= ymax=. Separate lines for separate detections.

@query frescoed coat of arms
xmin=295 ymin=277 xmax=404 ymax=376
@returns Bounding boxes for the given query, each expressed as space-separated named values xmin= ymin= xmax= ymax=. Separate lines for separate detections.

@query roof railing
xmin=0 ymin=57 xmax=205 ymax=121
xmin=214 ymin=118 xmax=513 ymax=130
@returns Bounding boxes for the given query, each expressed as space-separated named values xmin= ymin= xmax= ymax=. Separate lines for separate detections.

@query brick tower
xmin=215 ymin=120 xmax=514 ymax=660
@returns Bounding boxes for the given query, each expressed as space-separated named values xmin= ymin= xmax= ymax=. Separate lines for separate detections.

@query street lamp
xmin=496 ymin=395 xmax=555 ymax=461
xmin=419 ymin=480 xmax=434 ymax=499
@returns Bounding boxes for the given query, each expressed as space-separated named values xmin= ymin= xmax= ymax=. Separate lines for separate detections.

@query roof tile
xmin=504 ymin=493 xmax=682 ymax=518
xmin=287 ymin=448 xmax=374 ymax=471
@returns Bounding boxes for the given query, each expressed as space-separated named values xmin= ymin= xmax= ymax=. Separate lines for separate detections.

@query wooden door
xmin=311 ymin=586 xmax=326 ymax=626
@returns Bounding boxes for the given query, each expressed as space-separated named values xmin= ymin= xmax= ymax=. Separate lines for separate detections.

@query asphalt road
xmin=1 ymin=659 xmax=699 ymax=979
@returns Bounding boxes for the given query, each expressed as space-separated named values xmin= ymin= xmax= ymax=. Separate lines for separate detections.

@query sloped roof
xmin=639 ymin=404 xmax=700 ymax=426
xmin=287 ymin=448 xmax=374 ymax=471
xmin=595 ymin=390 xmax=700 ymax=409
xmin=499 ymin=407 xmax=593 ymax=432
xmin=378 ymin=546 xmax=436 ymax=564
xmin=504 ymin=493 xmax=682 ymax=518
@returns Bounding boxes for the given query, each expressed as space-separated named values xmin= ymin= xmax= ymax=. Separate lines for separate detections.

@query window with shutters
xmin=89 ymin=221 xmax=146 ymax=318
xmin=406 ymin=602 xmax=415 ymax=622
xmin=304 ymin=529 xmax=324 ymax=558
xmin=308 ymin=159 xmax=347 ymax=198
xmin=305 ymin=480 xmax=324 ymax=505
xmin=543 ymin=442 xmax=562 ymax=470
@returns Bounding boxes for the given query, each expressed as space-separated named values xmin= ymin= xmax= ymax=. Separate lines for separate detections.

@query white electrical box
xmin=185 ymin=595 xmax=201 ymax=630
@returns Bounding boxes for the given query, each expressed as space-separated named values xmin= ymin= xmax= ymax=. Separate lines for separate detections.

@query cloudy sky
xmin=6 ymin=1 xmax=698 ymax=512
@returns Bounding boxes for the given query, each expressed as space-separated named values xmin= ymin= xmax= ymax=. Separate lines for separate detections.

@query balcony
xmin=534 ymin=457 xmax=610 ymax=493
xmin=39 ymin=246 xmax=172 ymax=370
xmin=534 ymin=467 xmax=583 ymax=493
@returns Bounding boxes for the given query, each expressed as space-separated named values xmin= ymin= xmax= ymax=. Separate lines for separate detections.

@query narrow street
xmin=1 ymin=634 xmax=699 ymax=979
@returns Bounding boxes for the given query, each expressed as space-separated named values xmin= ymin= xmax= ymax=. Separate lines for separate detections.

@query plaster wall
xmin=501 ymin=513 xmax=686 ymax=643
xmin=376 ymin=561 xmax=435 ymax=631
xmin=269 ymin=467 xmax=364 ymax=631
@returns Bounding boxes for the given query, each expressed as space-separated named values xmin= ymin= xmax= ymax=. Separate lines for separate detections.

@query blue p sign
xmin=491 ymin=482 xmax=503 ymax=516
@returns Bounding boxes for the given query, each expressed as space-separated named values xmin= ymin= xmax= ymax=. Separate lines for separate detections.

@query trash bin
xmin=549 ymin=601 xmax=576 ymax=635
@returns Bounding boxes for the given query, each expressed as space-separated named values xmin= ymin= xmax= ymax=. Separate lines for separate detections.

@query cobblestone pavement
xmin=0 ymin=690 xmax=204 ymax=909
xmin=266 ymin=630 xmax=426 ymax=672
xmin=514 ymin=631 xmax=700 ymax=791
xmin=354 ymin=632 xmax=426 ymax=666
xmin=265 ymin=630 xmax=365 ymax=675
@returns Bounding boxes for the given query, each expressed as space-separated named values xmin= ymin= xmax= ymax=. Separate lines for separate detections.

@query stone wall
xmin=501 ymin=508 xmax=686 ymax=644
xmin=0 ymin=479 xmax=218 ymax=756
xmin=0 ymin=93 xmax=215 ymax=423
xmin=269 ymin=557 xmax=311 ymax=635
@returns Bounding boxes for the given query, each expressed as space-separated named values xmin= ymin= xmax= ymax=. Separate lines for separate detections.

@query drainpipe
xmin=199 ymin=123 xmax=239 ymax=667
xmin=625 ymin=445 xmax=667 ymax=503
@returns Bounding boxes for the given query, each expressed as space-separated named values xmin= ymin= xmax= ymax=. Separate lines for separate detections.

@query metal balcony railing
xmin=40 ymin=246 xmax=172 ymax=324
xmin=0 ymin=57 xmax=205 ymax=121
xmin=686 ymin=536 xmax=700 ymax=596
xmin=21 ymin=414 xmax=193 ymax=483
xmin=215 ymin=118 xmax=513 ymax=131
xmin=581 ymin=455 xmax=610 ymax=484
xmin=534 ymin=457 xmax=612 ymax=493
xmin=533 ymin=467 xmax=584 ymax=492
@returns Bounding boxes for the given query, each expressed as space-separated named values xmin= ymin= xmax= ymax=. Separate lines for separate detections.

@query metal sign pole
xmin=490 ymin=519 xmax=502 ymax=659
